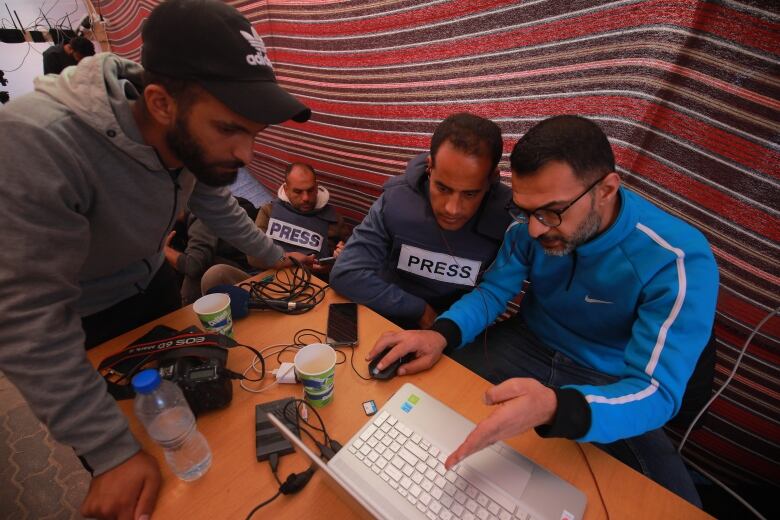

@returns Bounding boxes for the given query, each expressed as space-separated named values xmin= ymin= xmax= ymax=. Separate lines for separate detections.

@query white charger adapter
xmin=273 ymin=362 xmax=298 ymax=384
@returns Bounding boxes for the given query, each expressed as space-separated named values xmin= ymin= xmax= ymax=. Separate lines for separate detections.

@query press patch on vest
xmin=397 ymin=244 xmax=481 ymax=286
xmin=267 ymin=218 xmax=323 ymax=251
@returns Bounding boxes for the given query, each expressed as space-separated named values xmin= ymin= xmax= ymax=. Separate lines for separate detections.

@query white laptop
xmin=268 ymin=383 xmax=586 ymax=520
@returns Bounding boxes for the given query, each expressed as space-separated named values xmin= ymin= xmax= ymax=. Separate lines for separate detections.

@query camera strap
xmin=98 ymin=327 xmax=237 ymax=400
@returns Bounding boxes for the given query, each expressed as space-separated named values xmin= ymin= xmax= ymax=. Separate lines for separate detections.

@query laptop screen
xmin=267 ymin=412 xmax=380 ymax=519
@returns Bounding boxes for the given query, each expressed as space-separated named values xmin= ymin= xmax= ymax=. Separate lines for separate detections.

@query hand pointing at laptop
xmin=444 ymin=379 xmax=557 ymax=470
xmin=367 ymin=330 xmax=559 ymax=468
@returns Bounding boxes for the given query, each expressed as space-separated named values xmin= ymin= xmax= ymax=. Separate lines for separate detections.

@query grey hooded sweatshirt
xmin=0 ymin=54 xmax=284 ymax=475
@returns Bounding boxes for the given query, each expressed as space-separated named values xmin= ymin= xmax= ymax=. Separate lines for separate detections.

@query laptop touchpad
xmin=465 ymin=447 xmax=533 ymax=498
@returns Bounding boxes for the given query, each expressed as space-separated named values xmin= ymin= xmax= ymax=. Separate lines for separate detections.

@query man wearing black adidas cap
xmin=0 ymin=1 xmax=311 ymax=518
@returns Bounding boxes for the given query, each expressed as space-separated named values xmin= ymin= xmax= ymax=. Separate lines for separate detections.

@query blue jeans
xmin=446 ymin=316 xmax=702 ymax=508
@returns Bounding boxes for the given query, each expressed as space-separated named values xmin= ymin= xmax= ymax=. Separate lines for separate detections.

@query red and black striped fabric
xmin=96 ymin=0 xmax=779 ymax=490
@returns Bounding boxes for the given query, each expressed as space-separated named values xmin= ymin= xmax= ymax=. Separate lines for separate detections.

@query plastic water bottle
xmin=132 ymin=369 xmax=212 ymax=481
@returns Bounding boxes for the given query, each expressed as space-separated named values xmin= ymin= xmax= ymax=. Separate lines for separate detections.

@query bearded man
xmin=367 ymin=115 xmax=718 ymax=508
xmin=0 ymin=0 xmax=313 ymax=518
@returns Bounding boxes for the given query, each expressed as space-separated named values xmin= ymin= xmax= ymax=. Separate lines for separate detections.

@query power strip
xmin=255 ymin=398 xmax=299 ymax=462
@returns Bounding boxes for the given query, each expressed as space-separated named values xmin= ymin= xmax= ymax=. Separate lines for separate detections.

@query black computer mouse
xmin=368 ymin=347 xmax=413 ymax=380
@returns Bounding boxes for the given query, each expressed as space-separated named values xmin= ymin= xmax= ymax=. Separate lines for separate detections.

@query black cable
xmin=576 ymin=444 xmax=609 ymax=520
xmin=281 ymin=399 xmax=343 ymax=463
xmin=295 ymin=422 xmax=323 ymax=447
xmin=244 ymin=490 xmax=281 ymax=520
xmin=245 ymin=393 xmax=346 ymax=518
xmin=246 ymin=401 xmax=323 ymax=519
xmin=283 ymin=399 xmax=332 ymax=446
xmin=276 ymin=328 xmax=345 ymax=366
xmin=3 ymin=44 xmax=32 ymax=73
xmin=231 ymin=343 xmax=266 ymax=382
xmin=273 ymin=343 xmax=346 ymax=367
xmin=294 ymin=328 xmax=327 ymax=346
xmin=344 ymin=344 xmax=373 ymax=381
xmin=290 ymin=328 xmax=369 ymax=380
xmin=268 ymin=453 xmax=282 ymax=485
xmin=240 ymin=259 xmax=328 ymax=315
xmin=275 ymin=344 xmax=300 ymax=364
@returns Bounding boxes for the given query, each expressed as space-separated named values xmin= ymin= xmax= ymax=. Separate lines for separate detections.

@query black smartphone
xmin=326 ymin=302 xmax=358 ymax=346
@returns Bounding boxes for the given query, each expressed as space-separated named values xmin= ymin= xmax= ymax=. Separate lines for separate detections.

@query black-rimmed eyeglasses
xmin=505 ymin=175 xmax=607 ymax=228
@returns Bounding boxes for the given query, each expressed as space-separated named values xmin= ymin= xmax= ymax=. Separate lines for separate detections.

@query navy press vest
xmin=381 ymin=153 xmax=512 ymax=312
xmin=266 ymin=200 xmax=337 ymax=256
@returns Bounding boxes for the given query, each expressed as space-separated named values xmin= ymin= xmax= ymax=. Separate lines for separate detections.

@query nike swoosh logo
xmin=585 ymin=295 xmax=613 ymax=304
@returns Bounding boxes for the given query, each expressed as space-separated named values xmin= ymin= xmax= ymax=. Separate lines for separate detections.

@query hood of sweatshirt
xmin=277 ymin=183 xmax=331 ymax=211
xmin=34 ymin=53 xmax=164 ymax=172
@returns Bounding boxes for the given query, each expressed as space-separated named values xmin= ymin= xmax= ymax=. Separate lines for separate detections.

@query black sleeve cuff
xmin=430 ymin=318 xmax=461 ymax=349
xmin=534 ymin=387 xmax=591 ymax=439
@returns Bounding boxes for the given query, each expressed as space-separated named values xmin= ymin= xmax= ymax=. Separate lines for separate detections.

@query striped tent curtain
xmin=96 ymin=0 xmax=779 ymax=489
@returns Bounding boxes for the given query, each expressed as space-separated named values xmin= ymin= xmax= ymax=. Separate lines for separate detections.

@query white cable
xmin=682 ymin=456 xmax=767 ymax=520
xmin=678 ymin=305 xmax=779 ymax=452
xmin=241 ymin=378 xmax=279 ymax=394
xmin=238 ymin=342 xmax=305 ymax=393
xmin=676 ymin=305 xmax=778 ymax=520
xmin=239 ymin=343 xmax=290 ymax=393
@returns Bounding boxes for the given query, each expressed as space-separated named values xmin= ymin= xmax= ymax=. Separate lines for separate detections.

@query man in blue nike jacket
xmin=368 ymin=115 xmax=718 ymax=506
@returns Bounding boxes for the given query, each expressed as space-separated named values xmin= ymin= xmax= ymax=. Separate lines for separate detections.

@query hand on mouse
xmin=366 ymin=330 xmax=447 ymax=376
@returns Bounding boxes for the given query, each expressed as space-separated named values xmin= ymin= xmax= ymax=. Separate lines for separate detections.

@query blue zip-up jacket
xmin=433 ymin=188 xmax=718 ymax=442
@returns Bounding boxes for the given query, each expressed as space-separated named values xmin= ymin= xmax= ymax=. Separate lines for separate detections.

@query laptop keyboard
xmin=348 ymin=411 xmax=536 ymax=520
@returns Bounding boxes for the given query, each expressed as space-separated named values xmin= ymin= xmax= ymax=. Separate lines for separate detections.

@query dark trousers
xmin=446 ymin=315 xmax=702 ymax=508
xmin=81 ymin=262 xmax=182 ymax=350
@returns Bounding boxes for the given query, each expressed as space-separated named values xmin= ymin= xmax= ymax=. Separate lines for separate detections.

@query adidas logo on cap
xmin=240 ymin=28 xmax=273 ymax=68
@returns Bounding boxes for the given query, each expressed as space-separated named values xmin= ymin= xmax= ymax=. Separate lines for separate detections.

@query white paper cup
xmin=294 ymin=343 xmax=336 ymax=408
xmin=192 ymin=293 xmax=233 ymax=337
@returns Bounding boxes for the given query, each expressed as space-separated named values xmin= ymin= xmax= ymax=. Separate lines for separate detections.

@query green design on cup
xmin=193 ymin=293 xmax=234 ymax=338
xmin=294 ymin=343 xmax=337 ymax=408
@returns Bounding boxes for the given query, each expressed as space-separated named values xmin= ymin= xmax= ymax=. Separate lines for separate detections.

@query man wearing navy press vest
xmin=200 ymin=162 xmax=348 ymax=287
xmin=330 ymin=113 xmax=512 ymax=329
xmin=258 ymin=162 xmax=348 ymax=268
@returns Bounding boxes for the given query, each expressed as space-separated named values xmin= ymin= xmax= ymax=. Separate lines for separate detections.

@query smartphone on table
xmin=326 ymin=302 xmax=358 ymax=347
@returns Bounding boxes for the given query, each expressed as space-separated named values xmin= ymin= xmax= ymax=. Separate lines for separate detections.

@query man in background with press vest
xmin=200 ymin=162 xmax=349 ymax=288
xmin=257 ymin=162 xmax=348 ymax=273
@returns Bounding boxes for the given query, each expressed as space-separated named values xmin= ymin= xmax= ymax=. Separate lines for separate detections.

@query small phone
xmin=317 ymin=256 xmax=336 ymax=265
xmin=326 ymin=302 xmax=358 ymax=346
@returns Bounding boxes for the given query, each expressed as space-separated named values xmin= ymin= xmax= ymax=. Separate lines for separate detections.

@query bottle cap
xmin=132 ymin=369 xmax=162 ymax=394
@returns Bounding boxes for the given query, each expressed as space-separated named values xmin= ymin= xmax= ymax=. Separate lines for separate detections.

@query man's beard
xmin=165 ymin=115 xmax=243 ymax=187
xmin=540 ymin=205 xmax=602 ymax=257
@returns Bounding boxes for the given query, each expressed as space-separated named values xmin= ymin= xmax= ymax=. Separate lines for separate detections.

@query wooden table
xmin=87 ymin=277 xmax=712 ymax=520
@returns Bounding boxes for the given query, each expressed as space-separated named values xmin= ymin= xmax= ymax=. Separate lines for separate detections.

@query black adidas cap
xmin=141 ymin=0 xmax=310 ymax=124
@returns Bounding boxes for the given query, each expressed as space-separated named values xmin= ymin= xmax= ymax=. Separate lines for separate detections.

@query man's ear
xmin=426 ymin=154 xmax=433 ymax=174
xmin=143 ymin=84 xmax=177 ymax=127
xmin=597 ymin=171 xmax=621 ymax=205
